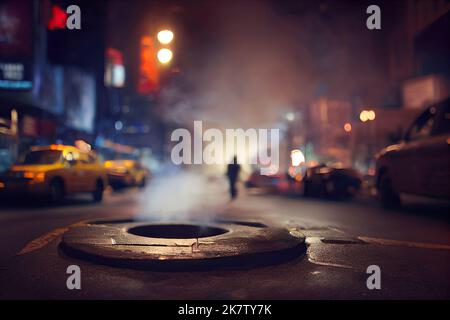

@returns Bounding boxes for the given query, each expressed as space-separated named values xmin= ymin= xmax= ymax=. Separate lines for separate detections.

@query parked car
xmin=303 ymin=164 xmax=362 ymax=199
xmin=0 ymin=145 xmax=107 ymax=202
xmin=375 ymin=98 xmax=450 ymax=207
xmin=245 ymin=170 xmax=287 ymax=193
xmin=104 ymin=159 xmax=149 ymax=190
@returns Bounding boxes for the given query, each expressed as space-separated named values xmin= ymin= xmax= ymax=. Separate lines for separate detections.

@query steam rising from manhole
xmin=127 ymin=224 xmax=228 ymax=239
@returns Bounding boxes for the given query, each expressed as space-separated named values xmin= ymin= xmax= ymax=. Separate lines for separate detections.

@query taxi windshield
xmin=20 ymin=150 xmax=62 ymax=165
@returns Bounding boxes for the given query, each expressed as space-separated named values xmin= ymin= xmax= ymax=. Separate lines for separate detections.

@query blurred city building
xmin=295 ymin=1 xmax=450 ymax=173
xmin=0 ymin=0 xmax=178 ymax=170
xmin=387 ymin=0 xmax=450 ymax=109
xmin=97 ymin=0 xmax=183 ymax=165
xmin=0 ymin=0 xmax=449 ymax=174
xmin=299 ymin=98 xmax=418 ymax=172
xmin=0 ymin=0 xmax=106 ymax=170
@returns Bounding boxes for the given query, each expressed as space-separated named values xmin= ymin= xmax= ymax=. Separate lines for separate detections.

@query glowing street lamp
xmin=344 ymin=122 xmax=352 ymax=132
xmin=157 ymin=30 xmax=174 ymax=45
xmin=360 ymin=109 xmax=376 ymax=122
xmin=367 ymin=110 xmax=376 ymax=121
xmin=291 ymin=149 xmax=305 ymax=166
xmin=157 ymin=48 xmax=173 ymax=64
xmin=285 ymin=112 xmax=295 ymax=122
xmin=360 ymin=110 xmax=368 ymax=122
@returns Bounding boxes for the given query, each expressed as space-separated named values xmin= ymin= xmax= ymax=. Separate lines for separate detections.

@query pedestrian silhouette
xmin=226 ymin=156 xmax=241 ymax=200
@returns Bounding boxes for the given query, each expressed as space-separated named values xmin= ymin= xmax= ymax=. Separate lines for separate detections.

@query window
xmin=64 ymin=151 xmax=79 ymax=162
xmin=434 ymin=100 xmax=450 ymax=135
xmin=77 ymin=153 xmax=97 ymax=164
xmin=407 ymin=107 xmax=436 ymax=141
xmin=20 ymin=150 xmax=62 ymax=165
xmin=88 ymin=154 xmax=97 ymax=164
xmin=78 ymin=153 xmax=89 ymax=164
xmin=76 ymin=153 xmax=97 ymax=164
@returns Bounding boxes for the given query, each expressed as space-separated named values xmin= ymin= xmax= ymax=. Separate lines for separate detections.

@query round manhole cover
xmin=60 ymin=219 xmax=306 ymax=271
xmin=128 ymin=224 xmax=228 ymax=239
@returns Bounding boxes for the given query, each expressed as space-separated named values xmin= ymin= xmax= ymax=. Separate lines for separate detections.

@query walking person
xmin=226 ymin=156 xmax=241 ymax=200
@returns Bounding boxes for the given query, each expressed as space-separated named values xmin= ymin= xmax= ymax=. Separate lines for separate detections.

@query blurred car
xmin=0 ymin=145 xmax=107 ymax=202
xmin=104 ymin=159 xmax=149 ymax=190
xmin=375 ymin=98 xmax=450 ymax=207
xmin=245 ymin=170 xmax=286 ymax=193
xmin=303 ymin=164 xmax=362 ymax=199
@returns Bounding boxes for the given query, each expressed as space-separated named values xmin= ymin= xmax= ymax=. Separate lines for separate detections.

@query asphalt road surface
xmin=0 ymin=179 xmax=449 ymax=299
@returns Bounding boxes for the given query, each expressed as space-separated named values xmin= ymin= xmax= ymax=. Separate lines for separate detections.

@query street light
xmin=157 ymin=48 xmax=173 ymax=64
xmin=115 ymin=121 xmax=123 ymax=131
xmin=157 ymin=30 xmax=174 ymax=45
xmin=285 ymin=112 xmax=295 ymax=122
xmin=359 ymin=110 xmax=368 ymax=122
xmin=344 ymin=122 xmax=352 ymax=132
xmin=359 ymin=109 xmax=376 ymax=122
xmin=291 ymin=149 xmax=305 ymax=166
xmin=359 ymin=109 xmax=377 ymax=172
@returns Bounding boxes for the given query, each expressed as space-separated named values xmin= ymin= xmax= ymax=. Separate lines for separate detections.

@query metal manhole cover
xmin=60 ymin=218 xmax=306 ymax=271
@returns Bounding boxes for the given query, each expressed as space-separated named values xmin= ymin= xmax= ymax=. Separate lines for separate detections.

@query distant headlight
xmin=23 ymin=172 xmax=45 ymax=181
xmin=111 ymin=167 xmax=128 ymax=175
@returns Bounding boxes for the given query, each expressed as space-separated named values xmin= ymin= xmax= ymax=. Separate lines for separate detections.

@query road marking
xmin=358 ymin=236 xmax=450 ymax=251
xmin=307 ymin=257 xmax=354 ymax=269
xmin=16 ymin=220 xmax=87 ymax=256
xmin=306 ymin=245 xmax=354 ymax=270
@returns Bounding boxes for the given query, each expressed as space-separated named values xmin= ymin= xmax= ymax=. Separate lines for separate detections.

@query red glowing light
xmin=48 ymin=5 xmax=67 ymax=30
xmin=137 ymin=36 xmax=160 ymax=94
xmin=106 ymin=48 xmax=124 ymax=65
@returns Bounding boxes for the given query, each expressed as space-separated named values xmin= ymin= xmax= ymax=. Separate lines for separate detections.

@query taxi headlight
xmin=35 ymin=172 xmax=46 ymax=181
xmin=24 ymin=172 xmax=45 ymax=181
xmin=23 ymin=172 xmax=35 ymax=179
xmin=114 ymin=167 xmax=128 ymax=174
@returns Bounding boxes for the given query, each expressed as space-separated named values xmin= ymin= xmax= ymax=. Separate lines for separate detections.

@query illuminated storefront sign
xmin=105 ymin=48 xmax=125 ymax=88
xmin=137 ymin=36 xmax=159 ymax=94
xmin=0 ymin=62 xmax=32 ymax=89
xmin=0 ymin=0 xmax=34 ymax=90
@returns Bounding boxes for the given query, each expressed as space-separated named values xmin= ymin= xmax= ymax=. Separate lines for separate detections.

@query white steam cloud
xmin=136 ymin=166 xmax=229 ymax=221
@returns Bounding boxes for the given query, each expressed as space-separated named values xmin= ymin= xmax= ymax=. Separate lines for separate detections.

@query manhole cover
xmin=128 ymin=224 xmax=228 ymax=239
xmin=60 ymin=219 xmax=306 ymax=271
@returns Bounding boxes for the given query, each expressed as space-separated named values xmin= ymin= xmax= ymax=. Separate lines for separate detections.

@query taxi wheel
xmin=139 ymin=177 xmax=146 ymax=189
xmin=49 ymin=179 xmax=65 ymax=203
xmin=379 ymin=173 xmax=400 ymax=209
xmin=93 ymin=180 xmax=104 ymax=203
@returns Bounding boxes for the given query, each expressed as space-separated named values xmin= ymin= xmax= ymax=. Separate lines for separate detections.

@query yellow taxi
xmin=104 ymin=159 xmax=149 ymax=190
xmin=0 ymin=145 xmax=107 ymax=202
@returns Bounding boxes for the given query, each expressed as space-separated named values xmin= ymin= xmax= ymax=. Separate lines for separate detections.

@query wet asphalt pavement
xmin=0 ymin=182 xmax=449 ymax=299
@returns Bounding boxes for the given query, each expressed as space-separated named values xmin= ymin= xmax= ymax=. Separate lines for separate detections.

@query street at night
xmin=1 ymin=182 xmax=449 ymax=299
xmin=0 ymin=0 xmax=450 ymax=308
